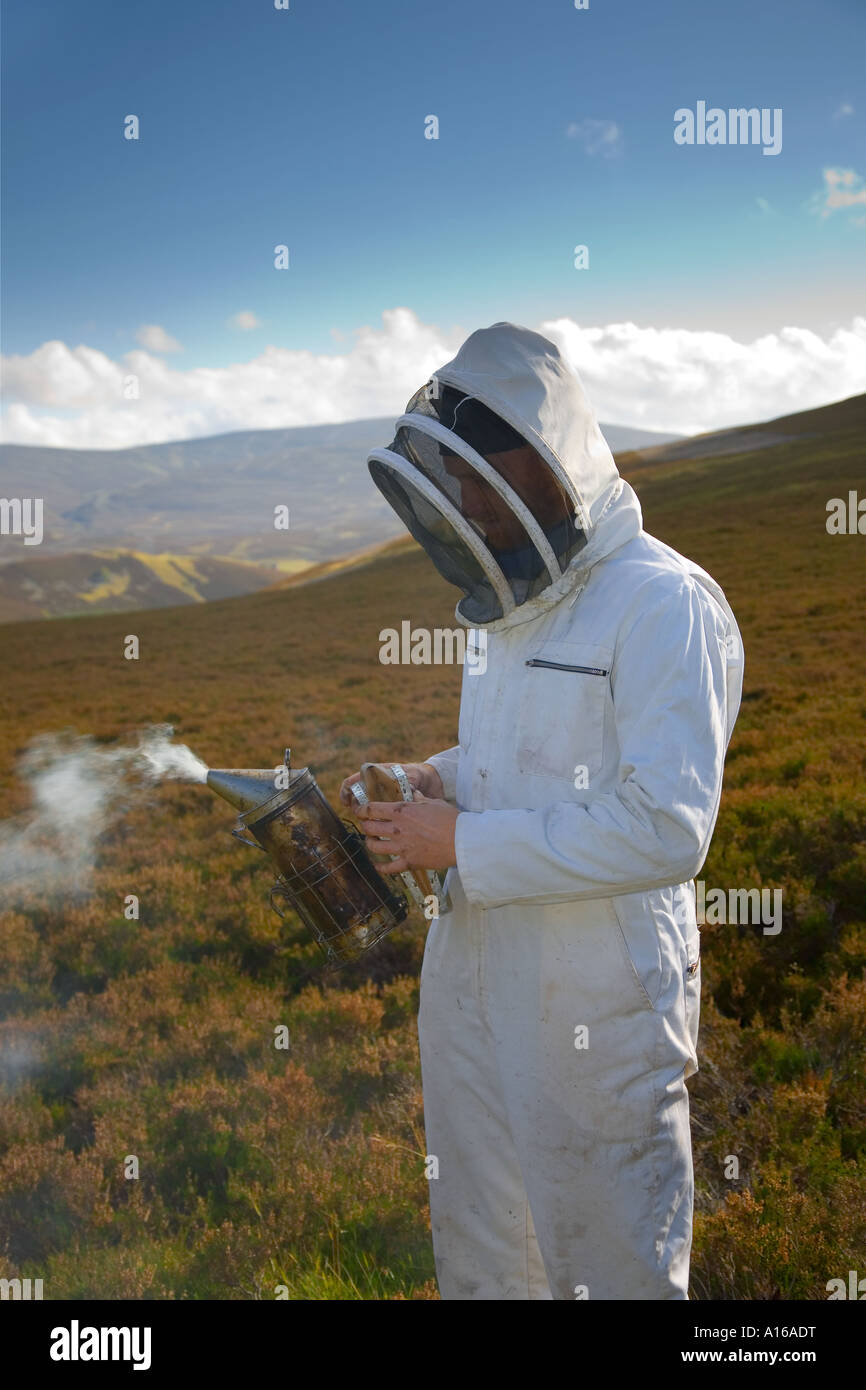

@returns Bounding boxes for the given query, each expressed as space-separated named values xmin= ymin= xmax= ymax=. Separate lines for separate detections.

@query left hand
xmin=357 ymin=792 xmax=460 ymax=873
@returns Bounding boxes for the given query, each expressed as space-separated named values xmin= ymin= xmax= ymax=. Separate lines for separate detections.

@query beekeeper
xmin=340 ymin=322 xmax=744 ymax=1301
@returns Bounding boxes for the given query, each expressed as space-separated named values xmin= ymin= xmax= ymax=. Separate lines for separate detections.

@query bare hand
xmin=357 ymin=792 xmax=459 ymax=873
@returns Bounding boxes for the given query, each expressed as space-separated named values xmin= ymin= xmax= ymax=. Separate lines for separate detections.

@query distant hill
xmin=0 ymin=549 xmax=291 ymax=624
xmin=617 ymin=392 xmax=866 ymax=471
xmin=0 ymin=419 xmax=398 ymax=567
xmin=0 ymin=416 xmax=682 ymax=568
xmin=12 ymin=400 xmax=860 ymax=625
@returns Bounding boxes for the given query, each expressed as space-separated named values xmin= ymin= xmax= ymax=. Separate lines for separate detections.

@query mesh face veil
xmin=367 ymin=379 xmax=587 ymax=626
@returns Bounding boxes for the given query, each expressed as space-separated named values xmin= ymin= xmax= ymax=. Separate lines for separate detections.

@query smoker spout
xmin=206 ymin=768 xmax=285 ymax=815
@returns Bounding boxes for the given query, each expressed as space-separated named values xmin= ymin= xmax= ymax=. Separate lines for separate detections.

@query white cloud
xmin=566 ymin=118 xmax=622 ymax=157
xmin=539 ymin=316 xmax=866 ymax=435
xmin=229 ymin=310 xmax=261 ymax=331
xmin=811 ymin=166 xmax=866 ymax=220
xmin=135 ymin=323 xmax=183 ymax=353
xmin=834 ymin=102 xmax=854 ymax=119
xmin=0 ymin=308 xmax=462 ymax=448
xmin=1 ymin=308 xmax=864 ymax=446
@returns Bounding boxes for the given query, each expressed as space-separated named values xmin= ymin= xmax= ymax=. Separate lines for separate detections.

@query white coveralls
xmin=367 ymin=323 xmax=744 ymax=1300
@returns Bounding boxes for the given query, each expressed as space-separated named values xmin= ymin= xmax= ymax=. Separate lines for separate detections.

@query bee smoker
xmin=207 ymin=749 xmax=409 ymax=969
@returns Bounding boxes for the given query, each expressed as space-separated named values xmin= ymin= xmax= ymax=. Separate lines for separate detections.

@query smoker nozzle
xmin=206 ymin=768 xmax=289 ymax=815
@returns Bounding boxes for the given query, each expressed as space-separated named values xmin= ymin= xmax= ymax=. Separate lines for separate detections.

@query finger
xmin=379 ymin=857 xmax=409 ymax=874
xmin=365 ymin=837 xmax=398 ymax=856
xmin=364 ymin=801 xmax=406 ymax=820
xmin=358 ymin=814 xmax=394 ymax=835
xmin=339 ymin=774 xmax=362 ymax=805
xmin=362 ymin=833 xmax=399 ymax=855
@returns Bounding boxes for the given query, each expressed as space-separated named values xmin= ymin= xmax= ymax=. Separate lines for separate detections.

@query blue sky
xmin=1 ymin=0 xmax=864 ymax=445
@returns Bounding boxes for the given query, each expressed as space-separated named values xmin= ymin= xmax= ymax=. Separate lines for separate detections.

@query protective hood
xmin=367 ymin=322 xmax=642 ymax=632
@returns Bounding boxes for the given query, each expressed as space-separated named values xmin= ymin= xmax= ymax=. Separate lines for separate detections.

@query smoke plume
xmin=0 ymin=724 xmax=208 ymax=908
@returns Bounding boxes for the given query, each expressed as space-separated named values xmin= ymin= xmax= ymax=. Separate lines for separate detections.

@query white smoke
xmin=0 ymin=724 xmax=208 ymax=908
xmin=135 ymin=725 xmax=208 ymax=783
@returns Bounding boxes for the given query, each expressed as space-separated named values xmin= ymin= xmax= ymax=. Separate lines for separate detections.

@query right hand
xmin=339 ymin=761 xmax=444 ymax=807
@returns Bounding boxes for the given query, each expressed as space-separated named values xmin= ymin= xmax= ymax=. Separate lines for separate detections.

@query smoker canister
xmin=226 ymin=765 xmax=408 ymax=968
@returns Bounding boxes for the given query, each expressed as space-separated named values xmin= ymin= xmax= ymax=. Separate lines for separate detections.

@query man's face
xmin=442 ymin=444 xmax=567 ymax=552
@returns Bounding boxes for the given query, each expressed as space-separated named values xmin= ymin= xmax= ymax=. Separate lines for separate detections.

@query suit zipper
xmin=525 ymin=658 xmax=609 ymax=676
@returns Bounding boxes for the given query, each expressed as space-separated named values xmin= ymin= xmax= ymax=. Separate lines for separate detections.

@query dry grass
xmin=0 ymin=395 xmax=864 ymax=1298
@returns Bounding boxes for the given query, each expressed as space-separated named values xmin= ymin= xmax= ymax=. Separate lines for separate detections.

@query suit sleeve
xmin=423 ymin=745 xmax=460 ymax=803
xmin=454 ymin=580 xmax=733 ymax=907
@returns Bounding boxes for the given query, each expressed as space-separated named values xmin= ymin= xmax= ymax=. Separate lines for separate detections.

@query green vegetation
xmin=0 ymin=395 xmax=864 ymax=1298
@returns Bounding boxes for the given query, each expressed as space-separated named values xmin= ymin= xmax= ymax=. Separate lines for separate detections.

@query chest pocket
xmin=516 ymin=640 xmax=613 ymax=784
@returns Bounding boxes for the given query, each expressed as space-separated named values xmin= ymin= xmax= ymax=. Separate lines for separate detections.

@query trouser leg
xmin=511 ymin=1067 xmax=694 ymax=1300
xmin=418 ymin=910 xmax=552 ymax=1300
xmin=484 ymin=906 xmax=695 ymax=1300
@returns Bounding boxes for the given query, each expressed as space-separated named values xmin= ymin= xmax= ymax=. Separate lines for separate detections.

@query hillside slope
xmin=618 ymin=391 xmax=865 ymax=472
xmin=0 ymin=398 xmax=864 ymax=1300
xmin=0 ymin=549 xmax=295 ymax=623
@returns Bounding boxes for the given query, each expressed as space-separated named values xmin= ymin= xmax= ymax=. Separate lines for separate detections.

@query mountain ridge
xmin=0 ymin=416 xmax=682 ymax=567
xmin=2 ymin=395 xmax=860 ymax=624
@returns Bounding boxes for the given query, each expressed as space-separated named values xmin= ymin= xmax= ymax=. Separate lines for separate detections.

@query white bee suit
xmin=368 ymin=324 xmax=744 ymax=1300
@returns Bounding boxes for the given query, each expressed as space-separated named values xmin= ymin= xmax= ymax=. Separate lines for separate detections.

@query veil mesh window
xmin=368 ymin=382 xmax=588 ymax=623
